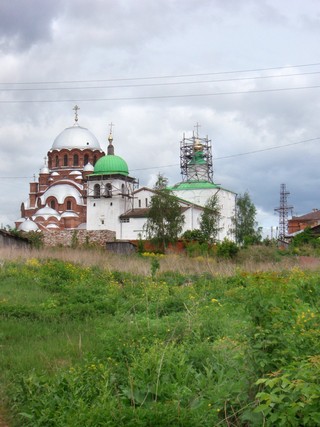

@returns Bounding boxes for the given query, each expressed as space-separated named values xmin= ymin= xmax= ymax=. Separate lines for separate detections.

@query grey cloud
xmin=0 ymin=0 xmax=64 ymax=51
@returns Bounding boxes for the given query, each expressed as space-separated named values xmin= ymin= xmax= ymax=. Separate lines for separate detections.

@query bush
xmin=216 ymin=239 xmax=238 ymax=259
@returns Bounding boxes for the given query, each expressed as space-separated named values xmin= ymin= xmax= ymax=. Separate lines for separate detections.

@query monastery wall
xmin=42 ymin=229 xmax=116 ymax=247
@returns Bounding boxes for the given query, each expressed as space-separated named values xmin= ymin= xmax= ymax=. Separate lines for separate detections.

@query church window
xmin=105 ymin=183 xmax=112 ymax=198
xmin=145 ymin=198 xmax=148 ymax=207
xmin=66 ymin=201 xmax=72 ymax=210
xmin=94 ymin=184 xmax=100 ymax=198
xmin=84 ymin=154 xmax=89 ymax=165
xmin=50 ymin=200 xmax=56 ymax=209
xmin=138 ymin=199 xmax=141 ymax=208
xmin=73 ymin=154 xmax=79 ymax=166
xmin=55 ymin=156 xmax=59 ymax=167
xmin=63 ymin=154 xmax=68 ymax=166
xmin=93 ymin=155 xmax=97 ymax=165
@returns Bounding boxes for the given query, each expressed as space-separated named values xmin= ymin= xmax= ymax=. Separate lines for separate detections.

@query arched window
xmin=73 ymin=154 xmax=79 ymax=166
xmin=84 ymin=154 xmax=89 ymax=165
xmin=94 ymin=184 xmax=100 ymax=198
xmin=93 ymin=155 xmax=97 ymax=165
xmin=105 ymin=183 xmax=112 ymax=198
xmin=66 ymin=200 xmax=72 ymax=210
xmin=55 ymin=156 xmax=59 ymax=167
xmin=63 ymin=154 xmax=68 ymax=166
xmin=50 ymin=200 xmax=56 ymax=209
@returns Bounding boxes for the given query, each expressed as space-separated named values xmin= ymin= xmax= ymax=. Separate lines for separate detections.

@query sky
xmin=1 ymin=0 xmax=320 ymax=237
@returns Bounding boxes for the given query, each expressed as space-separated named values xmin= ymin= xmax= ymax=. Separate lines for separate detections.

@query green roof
xmin=189 ymin=151 xmax=206 ymax=165
xmin=169 ymin=181 xmax=219 ymax=191
xmin=94 ymin=155 xmax=129 ymax=176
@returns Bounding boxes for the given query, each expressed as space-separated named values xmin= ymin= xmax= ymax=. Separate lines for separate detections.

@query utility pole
xmin=274 ymin=184 xmax=293 ymax=241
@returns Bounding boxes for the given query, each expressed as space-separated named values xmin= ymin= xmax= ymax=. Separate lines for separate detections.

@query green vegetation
xmin=199 ymin=193 xmax=221 ymax=243
xmin=145 ymin=175 xmax=185 ymax=252
xmin=232 ymin=192 xmax=262 ymax=246
xmin=0 ymin=258 xmax=319 ymax=426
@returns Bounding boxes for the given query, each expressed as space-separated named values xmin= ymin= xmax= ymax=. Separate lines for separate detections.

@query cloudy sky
xmin=1 ymin=0 xmax=320 ymax=236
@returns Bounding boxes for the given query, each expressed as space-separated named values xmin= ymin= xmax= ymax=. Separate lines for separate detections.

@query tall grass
xmin=0 ymin=245 xmax=318 ymax=276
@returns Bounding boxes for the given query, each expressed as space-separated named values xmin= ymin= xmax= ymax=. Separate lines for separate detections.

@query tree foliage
xmin=232 ymin=191 xmax=261 ymax=245
xmin=199 ymin=193 xmax=221 ymax=243
xmin=144 ymin=175 xmax=185 ymax=251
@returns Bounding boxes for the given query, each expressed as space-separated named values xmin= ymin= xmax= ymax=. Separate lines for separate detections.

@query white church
xmin=16 ymin=108 xmax=236 ymax=242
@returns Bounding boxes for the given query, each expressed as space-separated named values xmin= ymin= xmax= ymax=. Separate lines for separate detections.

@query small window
xmin=145 ymin=198 xmax=148 ymax=207
xmin=66 ymin=201 xmax=72 ymax=210
xmin=73 ymin=154 xmax=79 ymax=166
xmin=120 ymin=218 xmax=130 ymax=223
xmin=63 ymin=154 xmax=68 ymax=166
xmin=94 ymin=184 xmax=100 ymax=198
xmin=121 ymin=184 xmax=125 ymax=198
xmin=55 ymin=156 xmax=59 ymax=167
xmin=84 ymin=154 xmax=89 ymax=165
xmin=138 ymin=199 xmax=141 ymax=208
xmin=105 ymin=183 xmax=112 ymax=198
xmin=93 ymin=155 xmax=97 ymax=165
xmin=50 ymin=200 xmax=56 ymax=209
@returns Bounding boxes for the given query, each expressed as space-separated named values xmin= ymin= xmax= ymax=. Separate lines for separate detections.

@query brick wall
xmin=42 ymin=229 xmax=116 ymax=247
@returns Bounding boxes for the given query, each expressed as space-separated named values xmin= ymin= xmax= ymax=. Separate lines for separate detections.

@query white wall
xmin=172 ymin=187 xmax=236 ymax=241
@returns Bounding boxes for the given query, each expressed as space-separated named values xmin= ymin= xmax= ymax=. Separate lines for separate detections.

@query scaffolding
xmin=274 ymin=184 xmax=293 ymax=241
xmin=180 ymin=132 xmax=213 ymax=182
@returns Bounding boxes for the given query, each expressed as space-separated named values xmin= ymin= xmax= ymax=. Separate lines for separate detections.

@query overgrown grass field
xmin=0 ymin=251 xmax=319 ymax=426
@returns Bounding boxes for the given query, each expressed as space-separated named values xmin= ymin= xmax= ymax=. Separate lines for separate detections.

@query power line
xmin=0 ymin=71 xmax=319 ymax=92
xmin=1 ymin=84 xmax=320 ymax=103
xmin=131 ymin=137 xmax=320 ymax=171
xmin=1 ymin=61 xmax=320 ymax=85
xmin=1 ymin=136 xmax=318 ymax=178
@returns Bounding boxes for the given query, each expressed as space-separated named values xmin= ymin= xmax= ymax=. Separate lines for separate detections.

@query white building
xmin=87 ymin=129 xmax=236 ymax=241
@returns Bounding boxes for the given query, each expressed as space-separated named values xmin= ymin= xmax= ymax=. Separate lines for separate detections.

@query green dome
xmin=94 ymin=155 xmax=129 ymax=176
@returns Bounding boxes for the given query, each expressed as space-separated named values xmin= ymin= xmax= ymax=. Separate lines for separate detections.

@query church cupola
xmin=93 ymin=124 xmax=129 ymax=176
xmin=180 ymin=123 xmax=213 ymax=183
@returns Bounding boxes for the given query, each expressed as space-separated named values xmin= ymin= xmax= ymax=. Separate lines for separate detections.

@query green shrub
xmin=216 ymin=239 xmax=238 ymax=259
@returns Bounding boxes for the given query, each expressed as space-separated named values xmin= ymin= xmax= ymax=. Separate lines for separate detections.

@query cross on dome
xmin=109 ymin=122 xmax=115 ymax=134
xmin=73 ymin=105 xmax=80 ymax=124
xmin=194 ymin=122 xmax=201 ymax=137
xmin=107 ymin=121 xmax=115 ymax=155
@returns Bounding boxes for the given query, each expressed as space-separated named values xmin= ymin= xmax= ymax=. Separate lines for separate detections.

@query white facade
xmin=171 ymin=185 xmax=236 ymax=241
xmin=86 ymin=176 xmax=136 ymax=237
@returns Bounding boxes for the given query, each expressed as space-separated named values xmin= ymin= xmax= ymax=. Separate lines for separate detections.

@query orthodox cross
xmin=109 ymin=122 xmax=115 ymax=135
xmin=73 ymin=105 xmax=80 ymax=123
xmin=194 ymin=122 xmax=201 ymax=137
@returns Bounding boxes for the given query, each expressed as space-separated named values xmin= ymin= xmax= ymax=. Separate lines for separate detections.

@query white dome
xmin=83 ymin=162 xmax=94 ymax=172
xmin=51 ymin=124 xmax=102 ymax=150
xmin=69 ymin=170 xmax=82 ymax=175
xmin=61 ymin=211 xmax=79 ymax=218
xmin=40 ymin=184 xmax=84 ymax=205
xmin=46 ymin=223 xmax=60 ymax=229
xmin=34 ymin=205 xmax=60 ymax=219
xmin=40 ymin=166 xmax=50 ymax=174
xmin=18 ymin=218 xmax=39 ymax=232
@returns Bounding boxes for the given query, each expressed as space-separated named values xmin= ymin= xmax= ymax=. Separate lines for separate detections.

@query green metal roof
xmin=169 ymin=181 xmax=219 ymax=191
xmin=94 ymin=155 xmax=129 ymax=176
xmin=189 ymin=151 xmax=206 ymax=165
